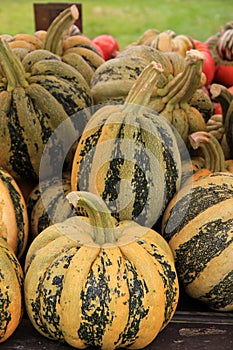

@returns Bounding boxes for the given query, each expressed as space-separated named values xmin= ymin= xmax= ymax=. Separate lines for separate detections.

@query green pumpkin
xmin=162 ymin=172 xmax=233 ymax=311
xmin=71 ymin=61 xmax=185 ymax=227
xmin=24 ymin=190 xmax=179 ymax=349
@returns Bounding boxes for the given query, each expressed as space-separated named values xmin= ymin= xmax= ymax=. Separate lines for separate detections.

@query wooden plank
xmin=33 ymin=2 xmax=82 ymax=32
xmin=1 ymin=311 xmax=233 ymax=349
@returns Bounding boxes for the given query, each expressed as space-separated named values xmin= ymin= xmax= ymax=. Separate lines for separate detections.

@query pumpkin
xmin=27 ymin=172 xmax=74 ymax=239
xmin=0 ymin=37 xmax=93 ymax=181
xmin=41 ymin=5 xmax=104 ymax=84
xmin=127 ymin=28 xmax=193 ymax=58
xmin=91 ymin=46 xmax=207 ymax=142
xmin=0 ymin=166 xmax=28 ymax=259
xmin=161 ymin=172 xmax=233 ymax=311
xmin=71 ymin=61 xmax=184 ymax=227
xmin=24 ymin=190 xmax=179 ymax=349
xmin=0 ymin=238 xmax=24 ymax=343
xmin=206 ymin=21 xmax=233 ymax=87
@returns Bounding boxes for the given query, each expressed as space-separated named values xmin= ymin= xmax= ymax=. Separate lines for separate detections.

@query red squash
xmin=191 ymin=38 xmax=216 ymax=87
xmin=206 ymin=22 xmax=233 ymax=87
xmin=92 ymin=34 xmax=120 ymax=60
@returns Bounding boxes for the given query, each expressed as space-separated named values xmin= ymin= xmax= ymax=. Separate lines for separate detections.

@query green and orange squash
xmin=0 ymin=167 xmax=28 ymax=259
xmin=161 ymin=171 xmax=233 ymax=311
xmin=71 ymin=61 xmax=184 ymax=227
xmin=0 ymin=37 xmax=93 ymax=181
xmin=24 ymin=190 xmax=179 ymax=349
xmin=0 ymin=238 xmax=24 ymax=343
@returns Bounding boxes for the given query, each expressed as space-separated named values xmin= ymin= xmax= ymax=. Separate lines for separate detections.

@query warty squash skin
xmin=0 ymin=238 xmax=24 ymax=343
xmin=0 ymin=167 xmax=28 ymax=259
xmin=161 ymin=172 xmax=233 ymax=311
xmin=24 ymin=191 xmax=179 ymax=350
xmin=71 ymin=61 xmax=183 ymax=227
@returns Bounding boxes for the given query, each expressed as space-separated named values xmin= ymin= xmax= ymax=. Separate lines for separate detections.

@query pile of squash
xmin=0 ymin=5 xmax=233 ymax=349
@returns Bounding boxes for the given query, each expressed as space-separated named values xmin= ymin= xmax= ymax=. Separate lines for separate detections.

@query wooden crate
xmin=33 ymin=2 xmax=82 ymax=32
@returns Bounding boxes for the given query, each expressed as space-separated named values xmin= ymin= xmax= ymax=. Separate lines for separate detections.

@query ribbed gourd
xmin=0 ymin=37 xmax=93 ymax=181
xmin=210 ymin=83 xmax=233 ymax=159
xmin=71 ymin=61 xmax=184 ymax=227
xmin=27 ymin=172 xmax=74 ymax=238
xmin=90 ymin=46 xmax=209 ymax=142
xmin=40 ymin=5 xmax=104 ymax=85
xmin=24 ymin=190 xmax=179 ymax=350
xmin=161 ymin=172 xmax=233 ymax=311
xmin=0 ymin=238 xmax=24 ymax=343
xmin=0 ymin=166 xmax=28 ymax=259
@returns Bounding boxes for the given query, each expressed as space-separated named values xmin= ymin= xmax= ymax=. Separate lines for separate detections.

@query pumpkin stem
xmin=0 ymin=39 xmax=29 ymax=90
xmin=124 ymin=61 xmax=164 ymax=109
xmin=42 ymin=5 xmax=79 ymax=55
xmin=157 ymin=49 xmax=204 ymax=108
xmin=66 ymin=191 xmax=117 ymax=245
xmin=189 ymin=131 xmax=227 ymax=172
xmin=210 ymin=83 xmax=233 ymax=131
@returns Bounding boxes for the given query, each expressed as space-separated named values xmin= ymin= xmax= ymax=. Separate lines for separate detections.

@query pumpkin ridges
xmin=0 ymin=167 xmax=29 ymax=258
xmin=119 ymin=241 xmax=165 ymax=348
xmin=24 ymin=234 xmax=83 ymax=339
xmin=0 ymin=238 xmax=24 ymax=343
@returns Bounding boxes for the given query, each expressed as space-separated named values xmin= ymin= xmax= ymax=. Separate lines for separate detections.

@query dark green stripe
xmin=202 ymin=270 xmax=233 ymax=310
xmin=163 ymin=185 xmax=233 ymax=242
xmin=175 ymin=218 xmax=233 ymax=286
xmin=0 ymin=171 xmax=26 ymax=256
xmin=8 ymin=104 xmax=37 ymax=179
xmin=137 ymin=239 xmax=178 ymax=327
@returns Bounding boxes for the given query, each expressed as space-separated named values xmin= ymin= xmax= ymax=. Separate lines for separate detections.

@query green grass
xmin=0 ymin=0 xmax=232 ymax=49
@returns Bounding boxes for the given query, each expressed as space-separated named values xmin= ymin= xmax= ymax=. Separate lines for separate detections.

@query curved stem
xmin=43 ymin=5 xmax=79 ymax=55
xmin=0 ymin=39 xmax=28 ymax=91
xmin=210 ymin=83 xmax=233 ymax=126
xmin=66 ymin=191 xmax=116 ymax=245
xmin=157 ymin=49 xmax=204 ymax=107
xmin=124 ymin=61 xmax=164 ymax=109
xmin=189 ymin=131 xmax=227 ymax=172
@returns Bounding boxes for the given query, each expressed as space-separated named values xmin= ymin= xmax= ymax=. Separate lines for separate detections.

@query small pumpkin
xmin=71 ymin=61 xmax=183 ymax=227
xmin=0 ymin=37 xmax=92 ymax=181
xmin=0 ymin=166 xmax=28 ymax=259
xmin=0 ymin=238 xmax=24 ymax=343
xmin=24 ymin=190 xmax=179 ymax=349
xmin=161 ymin=172 xmax=233 ymax=311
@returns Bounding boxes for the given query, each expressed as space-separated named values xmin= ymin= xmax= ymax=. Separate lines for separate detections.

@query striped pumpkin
xmin=0 ymin=37 xmax=92 ymax=181
xmin=27 ymin=172 xmax=74 ymax=238
xmin=0 ymin=238 xmax=24 ymax=343
xmin=24 ymin=190 xmax=179 ymax=349
xmin=0 ymin=167 xmax=28 ymax=259
xmin=161 ymin=172 xmax=233 ymax=311
xmin=71 ymin=61 xmax=183 ymax=227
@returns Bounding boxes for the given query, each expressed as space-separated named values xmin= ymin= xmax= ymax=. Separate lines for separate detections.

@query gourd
xmin=91 ymin=46 xmax=208 ymax=142
xmin=41 ymin=5 xmax=104 ymax=85
xmin=0 ymin=238 xmax=24 ymax=343
xmin=90 ymin=44 xmax=175 ymax=105
xmin=71 ymin=61 xmax=183 ymax=227
xmin=27 ymin=172 xmax=74 ymax=238
xmin=161 ymin=172 xmax=233 ymax=311
xmin=210 ymin=83 xmax=233 ymax=159
xmin=24 ymin=190 xmax=179 ymax=350
xmin=0 ymin=166 xmax=28 ymax=259
xmin=206 ymin=21 xmax=233 ymax=87
xmin=0 ymin=37 xmax=93 ymax=181
xmin=127 ymin=28 xmax=193 ymax=58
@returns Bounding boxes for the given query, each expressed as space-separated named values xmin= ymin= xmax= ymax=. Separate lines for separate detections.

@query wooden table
xmin=2 ymin=290 xmax=233 ymax=350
